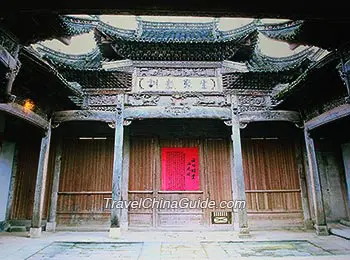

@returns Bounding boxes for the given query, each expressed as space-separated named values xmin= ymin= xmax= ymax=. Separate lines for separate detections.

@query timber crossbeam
xmin=53 ymin=108 xmax=301 ymax=123
xmin=0 ymin=102 xmax=49 ymax=129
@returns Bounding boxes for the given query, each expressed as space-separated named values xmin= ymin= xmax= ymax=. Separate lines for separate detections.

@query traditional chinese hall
xmin=0 ymin=14 xmax=350 ymax=239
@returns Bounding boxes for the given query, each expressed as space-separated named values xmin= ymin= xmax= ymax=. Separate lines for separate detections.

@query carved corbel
xmin=51 ymin=123 xmax=61 ymax=129
xmin=123 ymin=120 xmax=132 ymax=126
xmin=108 ymin=122 xmax=115 ymax=129
xmin=239 ymin=122 xmax=248 ymax=129
xmin=223 ymin=120 xmax=232 ymax=126
xmin=294 ymin=122 xmax=304 ymax=129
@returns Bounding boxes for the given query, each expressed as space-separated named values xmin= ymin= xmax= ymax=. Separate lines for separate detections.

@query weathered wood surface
xmin=305 ymin=104 xmax=350 ymax=130
xmin=111 ymin=94 xmax=124 ymax=228
xmin=231 ymin=115 xmax=249 ymax=234
xmin=0 ymin=103 xmax=49 ymax=129
xmin=53 ymin=110 xmax=115 ymax=123
xmin=53 ymin=107 xmax=231 ymax=122
xmin=239 ymin=110 xmax=301 ymax=123
xmin=120 ymin=127 xmax=130 ymax=229
xmin=31 ymin=122 xmax=51 ymax=229
xmin=125 ymin=106 xmax=231 ymax=119
xmin=242 ymin=139 xmax=302 ymax=214
xmin=304 ymin=128 xmax=329 ymax=235
xmin=48 ymin=139 xmax=62 ymax=224
xmin=57 ymin=138 xmax=113 ymax=226
xmin=128 ymin=136 xmax=233 ymax=228
xmin=53 ymin=108 xmax=302 ymax=123
xmin=295 ymin=140 xmax=313 ymax=228
xmin=5 ymin=144 xmax=19 ymax=221
xmin=10 ymin=139 xmax=40 ymax=220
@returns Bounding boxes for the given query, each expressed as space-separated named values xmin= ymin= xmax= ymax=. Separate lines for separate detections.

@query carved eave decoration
xmin=258 ymin=20 xmax=350 ymax=50
xmin=35 ymin=45 xmax=132 ymax=90
xmin=222 ymin=47 xmax=316 ymax=91
xmin=94 ymin=19 xmax=260 ymax=61
xmin=8 ymin=46 xmax=83 ymax=115
xmin=273 ymin=51 xmax=339 ymax=102
xmin=0 ymin=14 xmax=98 ymax=45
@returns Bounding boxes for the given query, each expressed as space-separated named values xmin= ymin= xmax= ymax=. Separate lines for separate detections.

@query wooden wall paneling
xmin=128 ymin=137 xmax=155 ymax=227
xmin=10 ymin=138 xmax=40 ymax=220
xmin=56 ymin=138 xmax=113 ymax=227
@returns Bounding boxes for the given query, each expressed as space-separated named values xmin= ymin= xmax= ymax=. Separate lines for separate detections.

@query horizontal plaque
xmin=134 ymin=76 xmax=222 ymax=92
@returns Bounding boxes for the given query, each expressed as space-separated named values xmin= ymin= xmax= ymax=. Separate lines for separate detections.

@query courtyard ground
xmin=0 ymin=229 xmax=350 ymax=259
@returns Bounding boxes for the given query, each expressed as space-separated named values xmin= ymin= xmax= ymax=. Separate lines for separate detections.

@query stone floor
xmin=0 ymin=230 xmax=350 ymax=259
xmin=329 ymin=223 xmax=350 ymax=240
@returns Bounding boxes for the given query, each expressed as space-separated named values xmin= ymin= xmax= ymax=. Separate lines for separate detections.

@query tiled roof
xmin=247 ymin=46 xmax=315 ymax=72
xmin=98 ymin=18 xmax=259 ymax=43
xmin=36 ymin=44 xmax=102 ymax=70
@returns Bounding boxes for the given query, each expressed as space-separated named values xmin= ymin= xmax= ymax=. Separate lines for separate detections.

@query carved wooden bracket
xmin=123 ymin=120 xmax=132 ymax=126
xmin=223 ymin=120 xmax=232 ymax=126
xmin=108 ymin=122 xmax=115 ymax=129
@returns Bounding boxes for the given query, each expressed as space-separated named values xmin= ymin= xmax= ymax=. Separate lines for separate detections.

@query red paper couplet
xmin=161 ymin=147 xmax=199 ymax=191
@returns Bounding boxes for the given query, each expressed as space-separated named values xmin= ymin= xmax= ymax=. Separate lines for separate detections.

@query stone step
xmin=8 ymin=226 xmax=27 ymax=232
xmin=340 ymin=219 xmax=350 ymax=227
xmin=329 ymin=224 xmax=350 ymax=240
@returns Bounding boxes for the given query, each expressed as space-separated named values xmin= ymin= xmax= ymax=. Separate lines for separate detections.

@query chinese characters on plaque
xmin=135 ymin=77 xmax=221 ymax=92
xmin=161 ymin=148 xmax=199 ymax=191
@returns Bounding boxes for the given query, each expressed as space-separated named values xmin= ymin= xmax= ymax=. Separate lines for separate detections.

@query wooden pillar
xmin=109 ymin=94 xmax=124 ymax=238
xmin=230 ymin=99 xmax=249 ymax=237
xmin=295 ymin=139 xmax=313 ymax=229
xmin=5 ymin=144 xmax=18 ymax=223
xmin=46 ymin=139 xmax=62 ymax=232
xmin=120 ymin=127 xmax=130 ymax=230
xmin=29 ymin=121 xmax=51 ymax=238
xmin=341 ymin=143 xmax=350 ymax=220
xmin=304 ymin=128 xmax=329 ymax=235
xmin=3 ymin=59 xmax=20 ymax=103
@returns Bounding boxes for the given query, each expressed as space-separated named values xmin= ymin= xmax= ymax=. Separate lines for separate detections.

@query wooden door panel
xmin=57 ymin=138 xmax=113 ymax=227
xmin=242 ymin=138 xmax=302 ymax=225
xmin=157 ymin=139 xmax=205 ymax=227
xmin=128 ymin=137 xmax=155 ymax=227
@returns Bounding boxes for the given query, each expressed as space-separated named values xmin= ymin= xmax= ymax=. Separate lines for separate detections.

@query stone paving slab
xmin=26 ymin=242 xmax=144 ymax=260
xmin=1 ymin=230 xmax=350 ymax=260
xmin=22 ymin=240 xmax=336 ymax=259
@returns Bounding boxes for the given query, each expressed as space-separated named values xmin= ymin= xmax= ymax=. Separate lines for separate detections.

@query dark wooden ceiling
xmin=1 ymin=1 xmax=350 ymax=20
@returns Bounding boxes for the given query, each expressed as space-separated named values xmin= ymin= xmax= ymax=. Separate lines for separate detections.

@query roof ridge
xmin=247 ymin=44 xmax=315 ymax=72
xmin=36 ymin=43 xmax=101 ymax=61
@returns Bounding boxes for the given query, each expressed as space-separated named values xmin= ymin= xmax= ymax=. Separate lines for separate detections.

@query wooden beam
xmin=58 ymin=191 xmax=111 ymax=195
xmin=230 ymin=99 xmax=250 ymax=237
xmin=0 ymin=103 xmax=49 ymax=129
xmin=46 ymin=139 xmax=62 ymax=232
xmin=53 ymin=108 xmax=301 ymax=123
xmin=53 ymin=107 xmax=231 ymax=122
xmin=120 ymin=127 xmax=130 ymax=230
xmin=304 ymin=128 xmax=329 ymax=235
xmin=295 ymin=139 xmax=313 ymax=229
xmin=305 ymin=104 xmax=350 ymax=130
xmin=5 ymin=144 xmax=18 ymax=222
xmin=29 ymin=121 xmax=51 ymax=238
xmin=245 ymin=189 xmax=301 ymax=193
xmin=239 ymin=110 xmax=301 ymax=123
xmin=124 ymin=106 xmax=231 ymax=120
xmin=53 ymin=110 xmax=115 ymax=123
xmin=110 ymin=94 xmax=124 ymax=238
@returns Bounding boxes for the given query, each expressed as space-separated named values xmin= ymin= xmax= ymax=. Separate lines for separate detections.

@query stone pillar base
xmin=120 ymin=222 xmax=128 ymax=231
xmin=340 ymin=219 xmax=350 ymax=227
xmin=304 ymin=219 xmax=314 ymax=230
xmin=29 ymin=227 xmax=42 ymax=238
xmin=238 ymin=227 xmax=251 ymax=238
xmin=46 ymin=222 xmax=56 ymax=232
xmin=315 ymin=224 xmax=329 ymax=236
xmin=109 ymin=227 xmax=121 ymax=239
